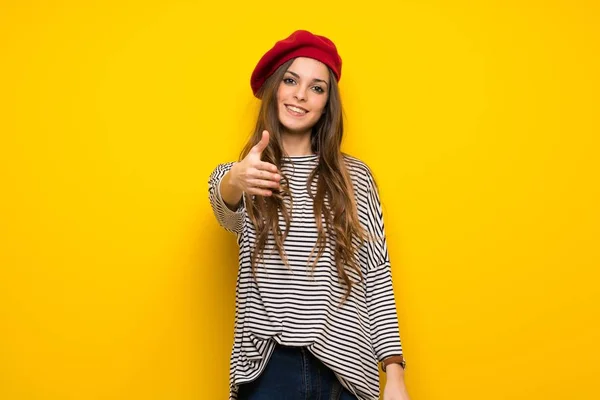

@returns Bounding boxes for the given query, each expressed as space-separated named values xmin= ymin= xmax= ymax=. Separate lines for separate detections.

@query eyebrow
xmin=285 ymin=70 xmax=329 ymax=87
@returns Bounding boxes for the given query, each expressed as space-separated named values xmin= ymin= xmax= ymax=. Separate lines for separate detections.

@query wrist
xmin=381 ymin=355 xmax=405 ymax=372
xmin=228 ymin=162 xmax=240 ymax=190
xmin=385 ymin=363 xmax=406 ymax=379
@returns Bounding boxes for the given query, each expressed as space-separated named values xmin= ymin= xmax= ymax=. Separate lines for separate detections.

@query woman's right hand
xmin=230 ymin=130 xmax=281 ymax=197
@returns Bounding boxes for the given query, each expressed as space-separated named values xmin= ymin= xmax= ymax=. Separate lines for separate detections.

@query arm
xmin=220 ymin=162 xmax=244 ymax=211
xmin=207 ymin=131 xmax=282 ymax=235
xmin=208 ymin=162 xmax=246 ymax=234
xmin=363 ymin=171 xmax=406 ymax=377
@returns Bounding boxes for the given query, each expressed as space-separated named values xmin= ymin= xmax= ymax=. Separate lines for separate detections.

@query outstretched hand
xmin=230 ymin=130 xmax=281 ymax=197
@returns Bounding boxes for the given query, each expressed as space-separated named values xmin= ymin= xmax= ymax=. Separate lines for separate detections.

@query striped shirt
xmin=208 ymin=153 xmax=404 ymax=400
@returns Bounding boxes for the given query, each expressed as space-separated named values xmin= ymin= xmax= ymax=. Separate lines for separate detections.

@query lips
xmin=285 ymin=104 xmax=308 ymax=114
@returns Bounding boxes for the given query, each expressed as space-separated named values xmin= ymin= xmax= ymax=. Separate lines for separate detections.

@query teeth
xmin=287 ymin=105 xmax=306 ymax=114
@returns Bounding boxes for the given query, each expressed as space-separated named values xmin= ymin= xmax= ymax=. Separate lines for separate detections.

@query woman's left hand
xmin=383 ymin=379 xmax=411 ymax=400
xmin=382 ymin=364 xmax=411 ymax=400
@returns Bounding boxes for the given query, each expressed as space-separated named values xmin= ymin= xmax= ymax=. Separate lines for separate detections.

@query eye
xmin=312 ymin=86 xmax=325 ymax=93
xmin=283 ymin=77 xmax=296 ymax=85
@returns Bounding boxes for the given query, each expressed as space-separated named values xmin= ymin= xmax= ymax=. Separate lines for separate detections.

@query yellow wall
xmin=1 ymin=1 xmax=598 ymax=399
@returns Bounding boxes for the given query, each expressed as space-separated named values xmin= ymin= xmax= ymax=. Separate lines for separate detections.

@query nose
xmin=293 ymin=86 xmax=307 ymax=102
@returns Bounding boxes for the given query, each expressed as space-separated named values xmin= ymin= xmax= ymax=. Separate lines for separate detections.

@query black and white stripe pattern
xmin=208 ymin=154 xmax=403 ymax=400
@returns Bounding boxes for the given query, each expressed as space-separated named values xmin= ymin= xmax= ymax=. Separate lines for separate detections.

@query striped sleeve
xmin=364 ymin=172 xmax=404 ymax=362
xmin=208 ymin=162 xmax=245 ymax=234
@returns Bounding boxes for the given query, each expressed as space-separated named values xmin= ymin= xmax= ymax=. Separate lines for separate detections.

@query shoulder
xmin=342 ymin=153 xmax=376 ymax=188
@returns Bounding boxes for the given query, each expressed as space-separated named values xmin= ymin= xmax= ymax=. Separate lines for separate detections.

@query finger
xmin=256 ymin=160 xmax=279 ymax=174
xmin=251 ymin=130 xmax=270 ymax=155
xmin=251 ymin=168 xmax=280 ymax=182
xmin=248 ymin=187 xmax=273 ymax=196
xmin=249 ymin=179 xmax=281 ymax=189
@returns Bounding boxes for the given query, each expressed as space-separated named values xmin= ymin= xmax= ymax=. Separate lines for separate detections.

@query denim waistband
xmin=237 ymin=343 xmax=357 ymax=400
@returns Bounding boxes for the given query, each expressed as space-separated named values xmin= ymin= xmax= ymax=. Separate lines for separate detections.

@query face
xmin=276 ymin=57 xmax=330 ymax=135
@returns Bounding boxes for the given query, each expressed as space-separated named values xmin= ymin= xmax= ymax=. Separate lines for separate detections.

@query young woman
xmin=208 ymin=30 xmax=410 ymax=400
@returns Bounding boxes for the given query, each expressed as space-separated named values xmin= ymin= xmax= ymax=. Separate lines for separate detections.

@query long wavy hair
xmin=238 ymin=58 xmax=375 ymax=303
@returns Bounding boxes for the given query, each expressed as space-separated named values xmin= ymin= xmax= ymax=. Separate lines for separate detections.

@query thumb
xmin=252 ymin=130 xmax=270 ymax=155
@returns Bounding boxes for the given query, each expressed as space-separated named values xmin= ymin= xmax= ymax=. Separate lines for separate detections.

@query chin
xmin=279 ymin=117 xmax=313 ymax=134
xmin=279 ymin=116 xmax=318 ymax=133
xmin=281 ymin=122 xmax=314 ymax=134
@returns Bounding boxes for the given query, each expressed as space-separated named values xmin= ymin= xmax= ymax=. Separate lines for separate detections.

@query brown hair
xmin=238 ymin=58 xmax=374 ymax=303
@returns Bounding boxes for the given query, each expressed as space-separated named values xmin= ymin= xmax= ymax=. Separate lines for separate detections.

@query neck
xmin=281 ymin=130 xmax=314 ymax=156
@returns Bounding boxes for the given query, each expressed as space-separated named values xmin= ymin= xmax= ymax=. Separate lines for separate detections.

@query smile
xmin=285 ymin=104 xmax=308 ymax=116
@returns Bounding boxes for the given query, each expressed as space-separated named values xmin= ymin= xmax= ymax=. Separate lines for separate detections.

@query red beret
xmin=250 ymin=30 xmax=342 ymax=98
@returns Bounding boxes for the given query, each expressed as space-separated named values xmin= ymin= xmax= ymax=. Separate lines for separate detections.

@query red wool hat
xmin=250 ymin=30 xmax=342 ymax=98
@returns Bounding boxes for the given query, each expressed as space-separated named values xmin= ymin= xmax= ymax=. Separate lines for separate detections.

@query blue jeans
xmin=237 ymin=344 xmax=359 ymax=400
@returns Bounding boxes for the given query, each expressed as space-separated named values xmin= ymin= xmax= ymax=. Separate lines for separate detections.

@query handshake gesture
xmin=229 ymin=130 xmax=282 ymax=197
